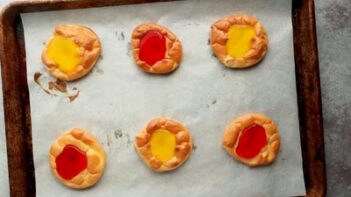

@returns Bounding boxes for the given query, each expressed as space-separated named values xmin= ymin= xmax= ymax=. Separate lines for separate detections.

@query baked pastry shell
xmin=134 ymin=118 xmax=192 ymax=172
xmin=42 ymin=24 xmax=101 ymax=81
xmin=49 ymin=128 xmax=106 ymax=189
xmin=222 ymin=114 xmax=280 ymax=167
xmin=131 ymin=23 xmax=183 ymax=74
xmin=211 ymin=14 xmax=268 ymax=68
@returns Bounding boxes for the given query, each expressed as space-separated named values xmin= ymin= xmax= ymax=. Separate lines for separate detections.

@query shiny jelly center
xmin=235 ymin=124 xmax=267 ymax=159
xmin=150 ymin=129 xmax=176 ymax=162
xmin=47 ymin=35 xmax=82 ymax=74
xmin=226 ymin=25 xmax=256 ymax=58
xmin=55 ymin=144 xmax=87 ymax=180
xmin=139 ymin=30 xmax=166 ymax=66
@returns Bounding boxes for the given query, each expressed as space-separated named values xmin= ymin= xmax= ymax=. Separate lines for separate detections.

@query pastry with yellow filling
xmin=135 ymin=118 xmax=192 ymax=172
xmin=131 ymin=23 xmax=183 ymax=74
xmin=42 ymin=24 xmax=101 ymax=81
xmin=223 ymin=114 xmax=280 ymax=167
xmin=210 ymin=14 xmax=268 ymax=68
xmin=49 ymin=128 xmax=106 ymax=189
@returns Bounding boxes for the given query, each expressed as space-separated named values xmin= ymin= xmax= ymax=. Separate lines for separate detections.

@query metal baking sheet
xmin=19 ymin=0 xmax=305 ymax=196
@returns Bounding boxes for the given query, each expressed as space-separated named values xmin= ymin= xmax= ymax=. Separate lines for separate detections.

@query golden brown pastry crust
xmin=131 ymin=23 xmax=183 ymax=74
xmin=223 ymin=114 xmax=280 ymax=167
xmin=42 ymin=24 xmax=101 ymax=81
xmin=135 ymin=118 xmax=192 ymax=172
xmin=210 ymin=14 xmax=268 ymax=68
xmin=49 ymin=128 xmax=106 ymax=189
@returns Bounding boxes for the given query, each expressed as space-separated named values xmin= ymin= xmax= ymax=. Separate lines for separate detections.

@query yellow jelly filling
xmin=150 ymin=129 xmax=176 ymax=162
xmin=226 ymin=25 xmax=256 ymax=58
xmin=46 ymin=35 xmax=82 ymax=74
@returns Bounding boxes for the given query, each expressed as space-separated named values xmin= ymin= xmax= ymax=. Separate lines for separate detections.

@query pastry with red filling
xmin=223 ymin=114 xmax=280 ymax=167
xmin=135 ymin=118 xmax=192 ymax=172
xmin=49 ymin=128 xmax=106 ymax=189
xmin=210 ymin=14 xmax=268 ymax=68
xmin=131 ymin=23 xmax=183 ymax=74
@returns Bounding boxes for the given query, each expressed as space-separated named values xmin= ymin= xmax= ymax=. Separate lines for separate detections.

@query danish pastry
xmin=135 ymin=118 xmax=192 ymax=172
xmin=42 ymin=24 xmax=101 ymax=81
xmin=223 ymin=114 xmax=280 ymax=167
xmin=49 ymin=128 xmax=106 ymax=189
xmin=131 ymin=23 xmax=183 ymax=74
xmin=210 ymin=14 xmax=268 ymax=68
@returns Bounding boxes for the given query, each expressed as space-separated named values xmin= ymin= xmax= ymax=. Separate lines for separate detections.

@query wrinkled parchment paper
xmin=21 ymin=0 xmax=306 ymax=196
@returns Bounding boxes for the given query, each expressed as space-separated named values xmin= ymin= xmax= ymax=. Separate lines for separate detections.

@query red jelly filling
xmin=55 ymin=144 xmax=88 ymax=180
xmin=139 ymin=30 xmax=166 ymax=66
xmin=235 ymin=124 xmax=267 ymax=159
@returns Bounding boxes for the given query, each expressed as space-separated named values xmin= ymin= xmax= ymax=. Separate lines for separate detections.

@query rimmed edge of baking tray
xmin=0 ymin=0 xmax=326 ymax=196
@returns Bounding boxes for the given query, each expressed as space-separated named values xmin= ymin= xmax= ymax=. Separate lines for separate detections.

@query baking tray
xmin=0 ymin=0 xmax=326 ymax=196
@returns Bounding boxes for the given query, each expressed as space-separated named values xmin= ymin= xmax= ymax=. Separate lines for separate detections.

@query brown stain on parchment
xmin=68 ymin=90 xmax=80 ymax=102
xmin=34 ymin=72 xmax=55 ymax=95
xmin=48 ymin=79 xmax=67 ymax=93
xmin=33 ymin=71 xmax=80 ymax=102
xmin=34 ymin=72 xmax=42 ymax=83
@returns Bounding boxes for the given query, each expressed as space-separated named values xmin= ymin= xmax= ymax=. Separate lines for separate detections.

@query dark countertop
xmin=315 ymin=0 xmax=351 ymax=196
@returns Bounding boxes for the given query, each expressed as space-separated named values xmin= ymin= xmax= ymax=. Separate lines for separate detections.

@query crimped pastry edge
xmin=42 ymin=24 xmax=101 ymax=81
xmin=211 ymin=14 xmax=268 ymax=68
xmin=131 ymin=23 xmax=183 ymax=74
xmin=222 ymin=113 xmax=280 ymax=167
xmin=49 ymin=128 xmax=106 ymax=189
xmin=134 ymin=117 xmax=192 ymax=172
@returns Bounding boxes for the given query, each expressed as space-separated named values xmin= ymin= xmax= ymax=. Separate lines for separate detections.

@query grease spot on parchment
xmin=187 ymin=22 xmax=200 ymax=26
xmin=113 ymin=129 xmax=133 ymax=145
xmin=121 ymin=32 xmax=125 ymax=40
xmin=106 ymin=133 xmax=112 ymax=151
xmin=94 ymin=64 xmax=104 ymax=74
xmin=93 ymin=56 xmax=104 ymax=74
xmin=126 ymin=42 xmax=132 ymax=57
xmin=193 ymin=143 xmax=197 ymax=152
xmin=114 ymin=129 xmax=123 ymax=139
xmin=116 ymin=31 xmax=126 ymax=41
xmin=205 ymin=99 xmax=217 ymax=109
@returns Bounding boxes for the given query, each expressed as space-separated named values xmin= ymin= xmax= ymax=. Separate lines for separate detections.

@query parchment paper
xmin=0 ymin=66 xmax=9 ymax=196
xmin=21 ymin=0 xmax=306 ymax=196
